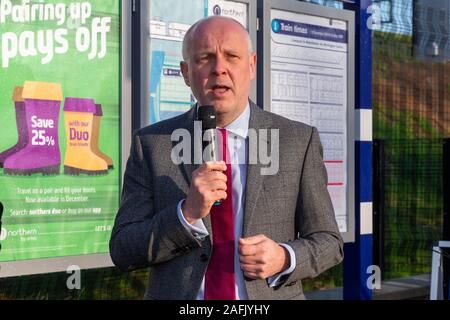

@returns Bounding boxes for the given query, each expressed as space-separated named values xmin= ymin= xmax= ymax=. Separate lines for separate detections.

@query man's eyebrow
xmin=224 ymin=49 xmax=241 ymax=55
xmin=193 ymin=48 xmax=242 ymax=57
xmin=194 ymin=49 xmax=215 ymax=56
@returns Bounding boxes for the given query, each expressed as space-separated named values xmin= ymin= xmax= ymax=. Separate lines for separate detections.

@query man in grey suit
xmin=110 ymin=16 xmax=343 ymax=300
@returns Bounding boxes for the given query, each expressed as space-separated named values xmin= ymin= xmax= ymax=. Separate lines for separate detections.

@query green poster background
xmin=0 ymin=0 xmax=120 ymax=263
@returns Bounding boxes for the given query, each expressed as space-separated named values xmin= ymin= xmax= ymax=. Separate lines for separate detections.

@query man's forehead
xmin=191 ymin=26 xmax=248 ymax=51
xmin=195 ymin=16 xmax=245 ymax=33
xmin=193 ymin=18 xmax=247 ymax=40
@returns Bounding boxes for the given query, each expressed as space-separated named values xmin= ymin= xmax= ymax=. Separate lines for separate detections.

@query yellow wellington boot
xmin=92 ymin=104 xmax=113 ymax=170
xmin=63 ymin=98 xmax=108 ymax=175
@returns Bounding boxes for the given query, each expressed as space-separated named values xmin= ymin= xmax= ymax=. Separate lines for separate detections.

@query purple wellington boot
xmin=3 ymin=81 xmax=63 ymax=176
xmin=0 ymin=87 xmax=28 ymax=168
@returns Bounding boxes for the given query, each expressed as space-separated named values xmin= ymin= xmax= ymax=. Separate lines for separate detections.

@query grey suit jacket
xmin=109 ymin=101 xmax=343 ymax=300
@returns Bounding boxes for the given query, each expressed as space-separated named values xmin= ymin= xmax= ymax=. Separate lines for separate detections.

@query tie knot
xmin=219 ymin=128 xmax=227 ymax=135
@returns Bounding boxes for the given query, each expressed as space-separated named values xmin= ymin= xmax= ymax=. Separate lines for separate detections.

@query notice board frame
xmin=257 ymin=0 xmax=355 ymax=243
xmin=140 ymin=0 xmax=258 ymax=128
xmin=0 ymin=0 xmax=132 ymax=278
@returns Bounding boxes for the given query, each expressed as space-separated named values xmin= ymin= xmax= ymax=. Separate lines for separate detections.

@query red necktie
xmin=204 ymin=128 xmax=236 ymax=300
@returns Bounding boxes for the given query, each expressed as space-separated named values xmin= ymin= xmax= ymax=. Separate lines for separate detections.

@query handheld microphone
xmin=197 ymin=105 xmax=222 ymax=206
xmin=198 ymin=105 xmax=218 ymax=162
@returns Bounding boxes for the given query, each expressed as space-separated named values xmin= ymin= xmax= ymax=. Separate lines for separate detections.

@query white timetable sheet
xmin=270 ymin=9 xmax=349 ymax=232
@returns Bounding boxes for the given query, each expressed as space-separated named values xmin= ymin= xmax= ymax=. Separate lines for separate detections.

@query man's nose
xmin=211 ymin=55 xmax=228 ymax=76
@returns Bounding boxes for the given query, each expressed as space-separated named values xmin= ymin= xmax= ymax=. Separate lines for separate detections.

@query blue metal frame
xmin=343 ymin=0 xmax=373 ymax=300
xmin=131 ymin=0 xmax=142 ymax=132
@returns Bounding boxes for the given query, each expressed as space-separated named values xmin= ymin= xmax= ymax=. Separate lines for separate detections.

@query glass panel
xmin=148 ymin=0 xmax=249 ymax=124
xmin=373 ymin=0 xmax=447 ymax=280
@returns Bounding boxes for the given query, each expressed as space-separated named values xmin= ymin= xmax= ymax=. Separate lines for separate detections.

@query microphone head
xmin=197 ymin=105 xmax=217 ymax=130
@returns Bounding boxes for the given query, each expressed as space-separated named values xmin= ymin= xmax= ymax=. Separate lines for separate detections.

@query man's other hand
xmin=239 ymin=234 xmax=290 ymax=280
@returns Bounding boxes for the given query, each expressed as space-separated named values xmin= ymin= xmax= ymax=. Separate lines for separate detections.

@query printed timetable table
xmin=270 ymin=9 xmax=349 ymax=232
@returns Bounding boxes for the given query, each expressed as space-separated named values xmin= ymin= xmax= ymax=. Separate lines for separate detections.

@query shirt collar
xmin=222 ymin=102 xmax=250 ymax=139
xmin=196 ymin=102 xmax=250 ymax=139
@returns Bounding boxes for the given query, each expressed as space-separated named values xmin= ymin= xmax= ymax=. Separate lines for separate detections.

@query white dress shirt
xmin=177 ymin=103 xmax=296 ymax=300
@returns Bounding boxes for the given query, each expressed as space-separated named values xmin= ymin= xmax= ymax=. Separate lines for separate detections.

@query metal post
xmin=373 ymin=139 xmax=385 ymax=278
xmin=443 ymin=138 xmax=450 ymax=299
xmin=343 ymin=0 xmax=373 ymax=300
xmin=430 ymin=241 xmax=450 ymax=300
xmin=430 ymin=245 xmax=443 ymax=300
xmin=131 ymin=0 xmax=142 ymax=132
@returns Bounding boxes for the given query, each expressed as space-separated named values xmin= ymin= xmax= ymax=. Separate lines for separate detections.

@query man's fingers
xmin=239 ymin=234 xmax=267 ymax=246
xmin=204 ymin=170 xmax=227 ymax=183
xmin=211 ymin=190 xmax=227 ymax=202
xmin=240 ymin=263 xmax=260 ymax=273
xmin=199 ymin=161 xmax=227 ymax=173
xmin=239 ymin=254 xmax=262 ymax=265
xmin=238 ymin=243 xmax=257 ymax=256
xmin=241 ymin=264 xmax=266 ymax=280
xmin=243 ymin=272 xmax=259 ymax=280
xmin=208 ymin=180 xmax=227 ymax=192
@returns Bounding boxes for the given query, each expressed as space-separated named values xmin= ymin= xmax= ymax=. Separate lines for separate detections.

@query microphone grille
xmin=197 ymin=105 xmax=217 ymax=130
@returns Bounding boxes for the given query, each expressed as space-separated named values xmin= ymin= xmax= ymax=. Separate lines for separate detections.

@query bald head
xmin=182 ymin=16 xmax=253 ymax=61
xmin=179 ymin=15 xmax=257 ymax=127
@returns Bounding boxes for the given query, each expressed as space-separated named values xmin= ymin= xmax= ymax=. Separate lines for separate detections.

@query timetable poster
xmin=270 ymin=9 xmax=349 ymax=232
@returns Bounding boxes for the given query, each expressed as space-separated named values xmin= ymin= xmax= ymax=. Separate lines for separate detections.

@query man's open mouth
xmin=211 ymin=85 xmax=231 ymax=94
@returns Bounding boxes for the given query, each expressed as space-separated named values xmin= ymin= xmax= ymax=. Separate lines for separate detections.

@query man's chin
xmin=212 ymin=104 xmax=235 ymax=115
xmin=199 ymin=99 xmax=228 ymax=110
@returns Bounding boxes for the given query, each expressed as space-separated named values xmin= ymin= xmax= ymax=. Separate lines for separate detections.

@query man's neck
xmin=216 ymin=102 xmax=249 ymax=128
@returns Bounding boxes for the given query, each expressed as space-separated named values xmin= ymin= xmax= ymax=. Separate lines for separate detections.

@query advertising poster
xmin=149 ymin=0 xmax=248 ymax=124
xmin=0 ymin=0 xmax=120 ymax=269
xmin=270 ymin=9 xmax=349 ymax=232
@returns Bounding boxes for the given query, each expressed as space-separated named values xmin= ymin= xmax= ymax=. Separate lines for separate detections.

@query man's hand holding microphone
xmin=182 ymin=161 xmax=227 ymax=225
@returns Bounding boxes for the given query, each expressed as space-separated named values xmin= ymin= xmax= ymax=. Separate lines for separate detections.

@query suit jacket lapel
xmin=176 ymin=105 xmax=213 ymax=239
xmin=180 ymin=105 xmax=199 ymax=188
xmin=243 ymin=101 xmax=271 ymax=236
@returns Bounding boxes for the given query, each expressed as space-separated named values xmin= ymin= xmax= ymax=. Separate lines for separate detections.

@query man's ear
xmin=180 ymin=61 xmax=190 ymax=87
xmin=249 ymin=53 xmax=257 ymax=81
